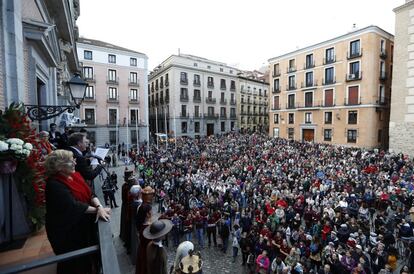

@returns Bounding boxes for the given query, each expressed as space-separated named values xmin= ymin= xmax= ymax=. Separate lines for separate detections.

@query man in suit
xmin=49 ymin=123 xmax=62 ymax=149
xmin=67 ymin=133 xmax=103 ymax=183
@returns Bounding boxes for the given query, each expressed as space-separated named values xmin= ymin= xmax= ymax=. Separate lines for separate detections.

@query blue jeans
xmin=196 ymin=228 xmax=204 ymax=248
xmin=222 ymin=237 xmax=229 ymax=253
xmin=185 ymin=231 xmax=192 ymax=241
xmin=232 ymin=246 xmax=239 ymax=259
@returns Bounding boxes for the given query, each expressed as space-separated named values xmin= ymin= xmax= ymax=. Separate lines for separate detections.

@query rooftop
xmin=78 ymin=37 xmax=146 ymax=56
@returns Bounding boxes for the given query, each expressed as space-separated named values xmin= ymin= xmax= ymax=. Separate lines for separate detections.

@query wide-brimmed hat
xmin=124 ymin=170 xmax=134 ymax=180
xmin=143 ymin=219 xmax=172 ymax=240
xmin=179 ymin=250 xmax=203 ymax=274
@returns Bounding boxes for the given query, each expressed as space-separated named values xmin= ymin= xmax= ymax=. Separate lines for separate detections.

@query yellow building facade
xmin=268 ymin=26 xmax=394 ymax=148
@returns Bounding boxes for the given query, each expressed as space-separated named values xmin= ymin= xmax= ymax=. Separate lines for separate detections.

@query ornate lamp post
xmin=25 ymin=73 xmax=88 ymax=121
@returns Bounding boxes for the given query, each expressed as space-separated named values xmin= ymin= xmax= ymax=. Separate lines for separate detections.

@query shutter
xmin=324 ymin=89 xmax=333 ymax=107
xmin=348 ymin=86 xmax=359 ymax=105
xmin=273 ymin=96 xmax=279 ymax=109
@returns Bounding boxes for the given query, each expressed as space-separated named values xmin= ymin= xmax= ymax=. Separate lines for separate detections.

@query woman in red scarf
xmin=44 ymin=150 xmax=111 ymax=274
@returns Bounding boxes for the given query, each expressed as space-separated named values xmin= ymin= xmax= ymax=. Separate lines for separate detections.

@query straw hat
xmin=143 ymin=219 xmax=172 ymax=240
xmin=179 ymin=250 xmax=203 ymax=274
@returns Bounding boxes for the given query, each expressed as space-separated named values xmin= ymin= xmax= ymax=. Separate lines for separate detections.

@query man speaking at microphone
xmin=67 ymin=133 xmax=103 ymax=184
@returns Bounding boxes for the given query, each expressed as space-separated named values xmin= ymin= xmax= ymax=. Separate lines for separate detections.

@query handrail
xmin=0 ymin=245 xmax=99 ymax=274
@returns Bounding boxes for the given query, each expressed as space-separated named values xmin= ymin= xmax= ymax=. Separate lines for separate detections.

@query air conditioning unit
xmin=349 ymin=74 xmax=355 ymax=80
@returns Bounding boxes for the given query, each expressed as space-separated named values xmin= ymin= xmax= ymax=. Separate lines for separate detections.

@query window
xmin=348 ymin=111 xmax=358 ymax=124
xmin=288 ymin=59 xmax=295 ymax=71
xmin=84 ymin=50 xmax=92 ymax=60
xmin=84 ymin=109 xmax=95 ymax=125
xmin=305 ymin=112 xmax=312 ymax=124
xmin=221 ymin=92 xmax=225 ymax=101
xmin=288 ymin=94 xmax=295 ymax=109
xmin=273 ymin=128 xmax=280 ymax=138
xmin=347 ymin=129 xmax=357 ymax=143
xmin=194 ymin=122 xmax=200 ymax=133
xmin=83 ymin=67 xmax=94 ymax=79
xmin=108 ymin=87 xmax=118 ymax=100
xmin=220 ymin=79 xmax=226 ymax=90
xmin=108 ymin=54 xmax=116 ymax=63
xmin=324 ymin=67 xmax=334 ymax=84
xmin=129 ymin=72 xmax=138 ymax=84
xmin=130 ymin=109 xmax=138 ymax=124
xmin=325 ymin=47 xmax=335 ymax=63
xmin=221 ymin=122 xmax=225 ymax=132
xmin=130 ymin=57 xmax=137 ymax=66
xmin=231 ymin=121 xmax=235 ymax=130
xmin=305 ymin=92 xmax=313 ymax=107
xmin=324 ymin=129 xmax=332 ymax=141
xmin=305 ymin=72 xmax=313 ymax=87
xmin=194 ymin=74 xmax=201 ymax=86
xmin=350 ymin=40 xmax=361 ymax=57
xmin=181 ymin=122 xmax=187 ymax=133
xmin=208 ymin=77 xmax=214 ymax=87
xmin=324 ymin=112 xmax=332 ymax=124
xmin=85 ymin=86 xmax=95 ymax=99
xmin=347 ymin=86 xmax=359 ymax=105
xmin=230 ymin=80 xmax=236 ymax=90
xmin=379 ymin=85 xmax=385 ymax=104
xmin=305 ymin=54 xmax=314 ymax=68
xmin=288 ymin=128 xmax=294 ymax=139
xmin=180 ymin=72 xmax=188 ymax=84
xmin=380 ymin=61 xmax=386 ymax=79
xmin=274 ymin=79 xmax=280 ymax=91
xmin=220 ymin=107 xmax=226 ymax=117
xmin=108 ymin=69 xmax=117 ymax=81
xmin=208 ymin=90 xmax=213 ymax=98
xmin=288 ymin=75 xmax=296 ymax=89
xmin=274 ymin=63 xmax=280 ymax=75
xmin=288 ymin=113 xmax=294 ymax=124
xmin=181 ymin=105 xmax=187 ymax=116
xmin=380 ymin=40 xmax=385 ymax=53
xmin=130 ymin=89 xmax=138 ymax=101
xmin=230 ymin=108 xmax=236 ymax=117
xmin=194 ymin=63 xmax=198 ymax=67
xmin=207 ymin=65 xmax=211 ymax=69
xmin=109 ymin=131 xmax=117 ymax=145
xmin=324 ymin=89 xmax=334 ymax=107
xmin=273 ymin=96 xmax=279 ymax=109
xmin=131 ymin=130 xmax=138 ymax=144
xmin=180 ymin=88 xmax=188 ymax=98
xmin=220 ymin=68 xmax=223 ymax=72
xmin=109 ymin=109 xmax=117 ymax=125
xmin=194 ymin=89 xmax=201 ymax=100
xmin=274 ymin=114 xmax=279 ymax=124
xmin=194 ymin=105 xmax=200 ymax=117
xmin=208 ymin=106 xmax=214 ymax=115
xmin=349 ymin=61 xmax=360 ymax=77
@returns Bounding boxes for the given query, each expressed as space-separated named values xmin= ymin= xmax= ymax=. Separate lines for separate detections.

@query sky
xmin=77 ymin=0 xmax=406 ymax=71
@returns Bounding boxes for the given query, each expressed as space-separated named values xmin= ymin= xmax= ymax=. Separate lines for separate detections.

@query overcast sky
xmin=77 ymin=0 xmax=405 ymax=71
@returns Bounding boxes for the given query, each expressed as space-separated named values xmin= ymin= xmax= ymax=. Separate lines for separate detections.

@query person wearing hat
xmin=171 ymin=241 xmax=194 ymax=274
xmin=179 ymin=249 xmax=203 ymax=274
xmin=143 ymin=219 xmax=172 ymax=274
xmin=135 ymin=203 xmax=153 ymax=274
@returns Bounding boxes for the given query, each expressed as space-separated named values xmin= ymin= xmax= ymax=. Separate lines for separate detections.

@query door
xmin=207 ymin=123 xmax=214 ymax=136
xmin=302 ymin=129 xmax=314 ymax=142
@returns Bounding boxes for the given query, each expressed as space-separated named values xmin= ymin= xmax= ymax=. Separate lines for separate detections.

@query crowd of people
xmin=120 ymin=132 xmax=414 ymax=274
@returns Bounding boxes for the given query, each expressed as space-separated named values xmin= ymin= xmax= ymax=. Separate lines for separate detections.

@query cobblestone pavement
xmin=100 ymin=163 xmax=250 ymax=274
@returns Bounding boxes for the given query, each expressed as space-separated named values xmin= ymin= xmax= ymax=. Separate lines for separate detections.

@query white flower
xmin=21 ymin=149 xmax=31 ymax=156
xmin=0 ymin=141 xmax=9 ymax=152
xmin=7 ymin=138 xmax=24 ymax=146
xmin=23 ymin=143 xmax=33 ymax=150
xmin=10 ymin=144 xmax=23 ymax=151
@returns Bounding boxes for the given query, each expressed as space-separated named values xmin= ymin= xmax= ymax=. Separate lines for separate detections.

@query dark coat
xmin=146 ymin=242 xmax=168 ymax=274
xmin=67 ymin=147 xmax=103 ymax=181
xmin=45 ymin=178 xmax=97 ymax=274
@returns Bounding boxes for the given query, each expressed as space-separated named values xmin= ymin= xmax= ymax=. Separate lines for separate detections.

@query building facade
xmin=0 ymin=0 xmax=80 ymax=130
xmin=237 ymin=73 xmax=269 ymax=133
xmin=77 ymin=38 xmax=149 ymax=147
xmin=268 ymin=26 xmax=394 ymax=149
xmin=389 ymin=0 xmax=414 ymax=157
xmin=148 ymin=54 xmax=239 ymax=138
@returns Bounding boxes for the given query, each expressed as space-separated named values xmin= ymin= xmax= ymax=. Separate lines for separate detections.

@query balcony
xmin=180 ymin=113 xmax=189 ymax=118
xmin=287 ymin=67 xmax=297 ymax=73
xmin=220 ymin=99 xmax=227 ymax=105
xmin=193 ymin=81 xmax=201 ymax=87
xmin=286 ymin=103 xmax=296 ymax=109
xmin=322 ymin=77 xmax=336 ymax=85
xmin=165 ymin=96 xmax=169 ymax=103
xmin=193 ymin=113 xmax=202 ymax=119
xmin=286 ymin=84 xmax=297 ymax=91
xmin=346 ymin=71 xmax=362 ymax=82
xmin=180 ymin=95 xmax=189 ymax=102
xmin=322 ymin=101 xmax=336 ymax=107
xmin=204 ymin=113 xmax=219 ymax=119
xmin=106 ymin=76 xmax=119 ymax=85
xmin=180 ymin=79 xmax=188 ymax=85
xmin=347 ymin=48 xmax=363 ymax=59
xmin=107 ymin=97 xmax=119 ymax=103
xmin=206 ymin=97 xmax=216 ymax=104
xmin=155 ymin=98 xmax=159 ymax=105
xmin=379 ymin=71 xmax=387 ymax=81
xmin=220 ymin=113 xmax=227 ymax=119
xmin=85 ymin=74 xmax=96 ymax=83
xmin=128 ymin=79 xmax=139 ymax=87
xmin=272 ymin=70 xmax=281 ymax=77
xmin=207 ymin=82 xmax=214 ymax=88
xmin=230 ymin=113 xmax=237 ymax=119
xmin=160 ymin=97 xmax=164 ymax=104
xmin=84 ymin=96 xmax=96 ymax=102
xmin=375 ymin=96 xmax=389 ymax=106
xmin=301 ymin=80 xmax=318 ymax=89
xmin=344 ymin=97 xmax=362 ymax=106
xmin=380 ymin=50 xmax=387 ymax=59
xmin=273 ymin=87 xmax=281 ymax=93
xmin=129 ymin=98 xmax=139 ymax=104
xmin=296 ymin=101 xmax=322 ymax=109
xmin=230 ymin=85 xmax=236 ymax=91
xmin=323 ymin=56 xmax=336 ymax=65
xmin=193 ymin=96 xmax=202 ymax=103
xmin=304 ymin=61 xmax=315 ymax=70
xmin=230 ymin=99 xmax=236 ymax=105
xmin=155 ymin=84 xmax=159 ymax=91
xmin=220 ymin=85 xmax=227 ymax=91
xmin=165 ymin=80 xmax=169 ymax=86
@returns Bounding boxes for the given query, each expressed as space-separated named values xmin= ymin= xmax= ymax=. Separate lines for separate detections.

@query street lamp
xmin=25 ymin=73 xmax=88 ymax=121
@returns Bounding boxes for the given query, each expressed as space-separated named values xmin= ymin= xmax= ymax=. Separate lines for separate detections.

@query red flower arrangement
xmin=0 ymin=103 xmax=48 ymax=230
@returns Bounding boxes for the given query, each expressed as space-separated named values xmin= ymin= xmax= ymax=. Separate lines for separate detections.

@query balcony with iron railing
xmin=107 ymin=96 xmax=119 ymax=103
xmin=322 ymin=77 xmax=336 ymax=85
xmin=344 ymin=96 xmax=362 ymax=106
xmin=165 ymin=80 xmax=169 ymax=86
xmin=296 ymin=100 xmax=322 ymax=109
xmin=129 ymin=98 xmax=139 ymax=104
xmin=180 ymin=112 xmax=189 ymax=118
xmin=322 ymin=101 xmax=336 ymax=107
xmin=220 ymin=85 xmax=226 ymax=91
xmin=287 ymin=67 xmax=297 ymax=73
xmin=230 ymin=113 xmax=237 ymax=119
xmin=204 ymin=113 xmax=219 ymax=119
xmin=346 ymin=71 xmax=362 ymax=82
xmin=286 ymin=103 xmax=296 ymax=109
xmin=207 ymin=82 xmax=214 ymax=88
xmin=301 ymin=80 xmax=318 ymax=89
xmin=165 ymin=96 xmax=169 ymax=103
xmin=273 ymin=87 xmax=281 ymax=93
xmin=106 ymin=76 xmax=119 ymax=85
xmin=272 ymin=70 xmax=281 ymax=77
xmin=323 ymin=56 xmax=336 ymax=65
xmin=159 ymin=97 xmax=164 ymax=104
xmin=220 ymin=99 xmax=227 ymax=105
xmin=304 ymin=61 xmax=315 ymax=70
xmin=84 ymin=95 xmax=96 ymax=102
xmin=375 ymin=96 xmax=389 ymax=106
xmin=380 ymin=50 xmax=387 ymax=59
xmin=206 ymin=97 xmax=216 ymax=104
xmin=347 ymin=48 xmax=363 ymax=59
xmin=180 ymin=78 xmax=188 ymax=85
xmin=220 ymin=113 xmax=227 ymax=119
xmin=180 ymin=95 xmax=189 ymax=102
xmin=193 ymin=96 xmax=202 ymax=103
xmin=272 ymin=104 xmax=280 ymax=110
xmin=286 ymin=83 xmax=297 ymax=91
xmin=230 ymin=85 xmax=236 ymax=91
xmin=230 ymin=99 xmax=236 ymax=105
xmin=193 ymin=113 xmax=202 ymax=118
xmin=379 ymin=71 xmax=387 ymax=81
xmin=84 ymin=74 xmax=96 ymax=83
xmin=193 ymin=81 xmax=201 ymax=87
xmin=128 ymin=79 xmax=139 ymax=87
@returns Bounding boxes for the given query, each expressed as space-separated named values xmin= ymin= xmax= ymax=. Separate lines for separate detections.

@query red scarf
xmin=55 ymin=172 xmax=92 ymax=203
